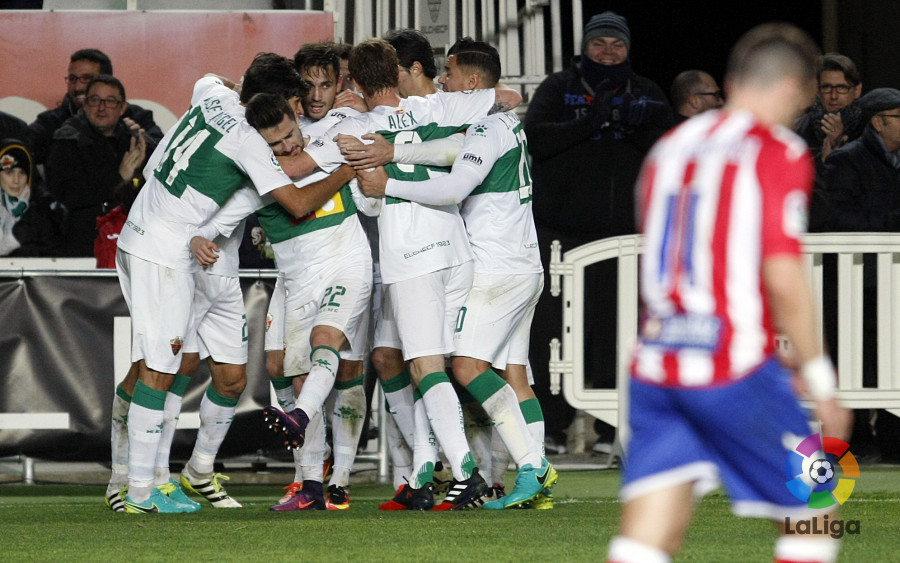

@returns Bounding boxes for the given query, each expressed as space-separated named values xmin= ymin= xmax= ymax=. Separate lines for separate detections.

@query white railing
xmin=548 ymin=233 xmax=900 ymax=450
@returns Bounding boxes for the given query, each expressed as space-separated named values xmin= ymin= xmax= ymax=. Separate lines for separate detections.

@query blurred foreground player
xmin=606 ymin=24 xmax=851 ymax=563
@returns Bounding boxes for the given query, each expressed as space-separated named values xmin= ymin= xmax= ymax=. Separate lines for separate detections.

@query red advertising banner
xmin=0 ymin=10 xmax=334 ymax=130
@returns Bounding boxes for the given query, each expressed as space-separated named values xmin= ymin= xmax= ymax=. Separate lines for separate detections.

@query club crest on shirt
xmin=270 ymin=154 xmax=285 ymax=171
xmin=170 ymin=336 xmax=184 ymax=355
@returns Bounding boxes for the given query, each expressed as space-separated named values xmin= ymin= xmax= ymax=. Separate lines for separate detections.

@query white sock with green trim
xmin=330 ymin=376 xmax=366 ymax=488
xmin=411 ymin=393 xmax=438 ymax=489
xmin=187 ymin=386 xmax=238 ymax=477
xmin=419 ymin=372 xmax=476 ymax=481
xmin=490 ymin=427 xmax=511 ymax=487
xmin=127 ymin=381 xmax=167 ymax=502
xmin=380 ymin=368 xmax=416 ymax=446
xmin=294 ymin=346 xmax=339 ymax=417
xmin=385 ymin=413 xmax=413 ymax=489
xmin=299 ymin=408 xmax=327 ymax=482
xmin=155 ymin=373 xmax=191 ymax=486
xmin=467 ymin=370 xmax=541 ymax=470
xmin=108 ymin=384 xmax=131 ymax=493
xmin=461 ymin=396 xmax=492 ymax=478
xmin=270 ymin=375 xmax=296 ymax=411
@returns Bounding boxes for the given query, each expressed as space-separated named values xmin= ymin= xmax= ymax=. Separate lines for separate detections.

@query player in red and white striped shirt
xmin=607 ymin=24 xmax=851 ymax=563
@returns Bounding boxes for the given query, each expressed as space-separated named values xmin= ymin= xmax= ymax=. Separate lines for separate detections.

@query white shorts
xmin=116 ymin=249 xmax=194 ymax=374
xmin=373 ymin=274 xmax=401 ymax=350
xmin=454 ymin=272 xmax=542 ymax=370
xmin=388 ymin=262 xmax=474 ymax=361
xmin=183 ymin=272 xmax=248 ymax=365
xmin=283 ymin=261 xmax=372 ymax=376
xmin=265 ymin=273 xmax=286 ymax=353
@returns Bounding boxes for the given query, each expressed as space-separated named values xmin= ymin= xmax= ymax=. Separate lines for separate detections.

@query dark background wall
xmin=574 ymin=1 xmax=898 ymax=101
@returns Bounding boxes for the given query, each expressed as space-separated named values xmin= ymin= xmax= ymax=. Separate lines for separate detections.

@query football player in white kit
xmin=356 ymin=38 xmax=555 ymax=510
xmin=114 ymin=53 xmax=353 ymax=514
xmin=192 ymin=91 xmax=374 ymax=511
xmin=264 ymin=38 xmax=523 ymax=511
xmin=261 ymin=44 xmax=372 ymax=511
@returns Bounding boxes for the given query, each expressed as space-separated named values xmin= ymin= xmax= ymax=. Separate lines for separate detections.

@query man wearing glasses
xmin=45 ymin=75 xmax=158 ymax=257
xmin=29 ymin=48 xmax=162 ymax=164
xmin=795 ymin=53 xmax=865 ymax=165
xmin=670 ymin=70 xmax=724 ymax=125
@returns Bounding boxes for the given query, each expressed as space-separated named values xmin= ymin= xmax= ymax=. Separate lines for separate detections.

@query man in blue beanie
xmin=524 ymin=11 xmax=673 ymax=456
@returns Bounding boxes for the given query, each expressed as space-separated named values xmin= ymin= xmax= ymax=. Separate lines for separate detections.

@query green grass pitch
xmin=0 ymin=467 xmax=897 ymax=562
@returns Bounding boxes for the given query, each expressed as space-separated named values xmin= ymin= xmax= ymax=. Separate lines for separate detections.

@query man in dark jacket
xmin=28 ymin=48 xmax=162 ymax=164
xmin=523 ymin=11 xmax=672 ymax=454
xmin=796 ymin=53 xmax=865 ymax=168
xmin=822 ymin=88 xmax=900 ymax=231
xmin=45 ymin=75 xmax=156 ymax=257
xmin=819 ymin=87 xmax=900 ymax=462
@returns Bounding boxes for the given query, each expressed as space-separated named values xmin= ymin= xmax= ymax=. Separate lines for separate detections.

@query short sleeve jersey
xmin=304 ymin=89 xmax=496 ymax=283
xmin=632 ymin=109 xmax=813 ymax=387
xmin=117 ymin=76 xmax=293 ymax=272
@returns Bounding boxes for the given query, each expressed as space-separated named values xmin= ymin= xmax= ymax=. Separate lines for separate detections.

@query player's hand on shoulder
xmin=336 ymin=132 xmax=393 ymax=169
xmin=334 ymin=90 xmax=367 ymax=112
xmin=356 ymin=166 xmax=388 ymax=197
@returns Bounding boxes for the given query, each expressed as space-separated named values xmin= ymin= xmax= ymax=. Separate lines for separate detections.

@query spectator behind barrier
xmin=45 ymin=75 xmax=156 ymax=257
xmin=795 ymin=53 xmax=865 ymax=166
xmin=0 ymin=138 xmax=65 ymax=257
xmin=670 ymin=69 xmax=724 ymax=125
xmin=816 ymin=87 xmax=900 ymax=463
xmin=523 ymin=10 xmax=673 ymax=455
xmin=28 ymin=48 xmax=163 ymax=164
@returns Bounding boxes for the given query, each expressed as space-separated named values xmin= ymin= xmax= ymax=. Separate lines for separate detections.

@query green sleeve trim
xmin=519 ymin=398 xmax=544 ymax=424
xmin=206 ymin=385 xmax=239 ymax=408
xmin=418 ymin=371 xmax=451 ymax=396
xmin=132 ymin=380 xmax=166 ymax=411
xmin=413 ymin=388 xmax=422 ymax=402
xmin=465 ymin=369 xmax=507 ymax=403
xmin=380 ymin=369 xmax=412 ymax=393
xmin=270 ymin=375 xmax=296 ymax=391
xmin=168 ymin=373 xmax=192 ymax=398
xmin=335 ymin=375 xmax=365 ymax=390
xmin=115 ymin=383 xmax=132 ymax=402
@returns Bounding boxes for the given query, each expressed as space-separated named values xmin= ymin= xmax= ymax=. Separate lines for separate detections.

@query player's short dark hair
xmin=332 ymin=42 xmax=353 ymax=61
xmin=670 ymin=70 xmax=708 ymax=110
xmin=447 ymin=37 xmax=502 ymax=87
xmin=86 ymin=74 xmax=126 ymax=101
xmin=726 ymin=23 xmax=820 ymax=87
xmin=294 ymin=42 xmax=341 ymax=81
xmin=384 ymin=28 xmax=437 ymax=79
xmin=245 ymin=92 xmax=294 ymax=131
xmin=71 ymin=48 xmax=113 ymax=75
xmin=241 ymin=52 xmax=309 ymax=104
xmin=349 ymin=39 xmax=399 ymax=97
xmin=818 ymin=53 xmax=861 ymax=86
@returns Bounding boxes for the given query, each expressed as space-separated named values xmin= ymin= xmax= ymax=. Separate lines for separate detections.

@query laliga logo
xmin=785 ymin=433 xmax=859 ymax=508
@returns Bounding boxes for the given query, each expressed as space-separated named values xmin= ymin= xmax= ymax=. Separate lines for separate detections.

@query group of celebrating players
xmin=106 ymin=31 xmax=556 ymax=515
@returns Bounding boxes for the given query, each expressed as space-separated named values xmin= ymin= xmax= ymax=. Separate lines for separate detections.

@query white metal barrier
xmin=548 ymin=233 xmax=900 ymax=450
xmin=0 ymin=260 xmax=389 ymax=483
